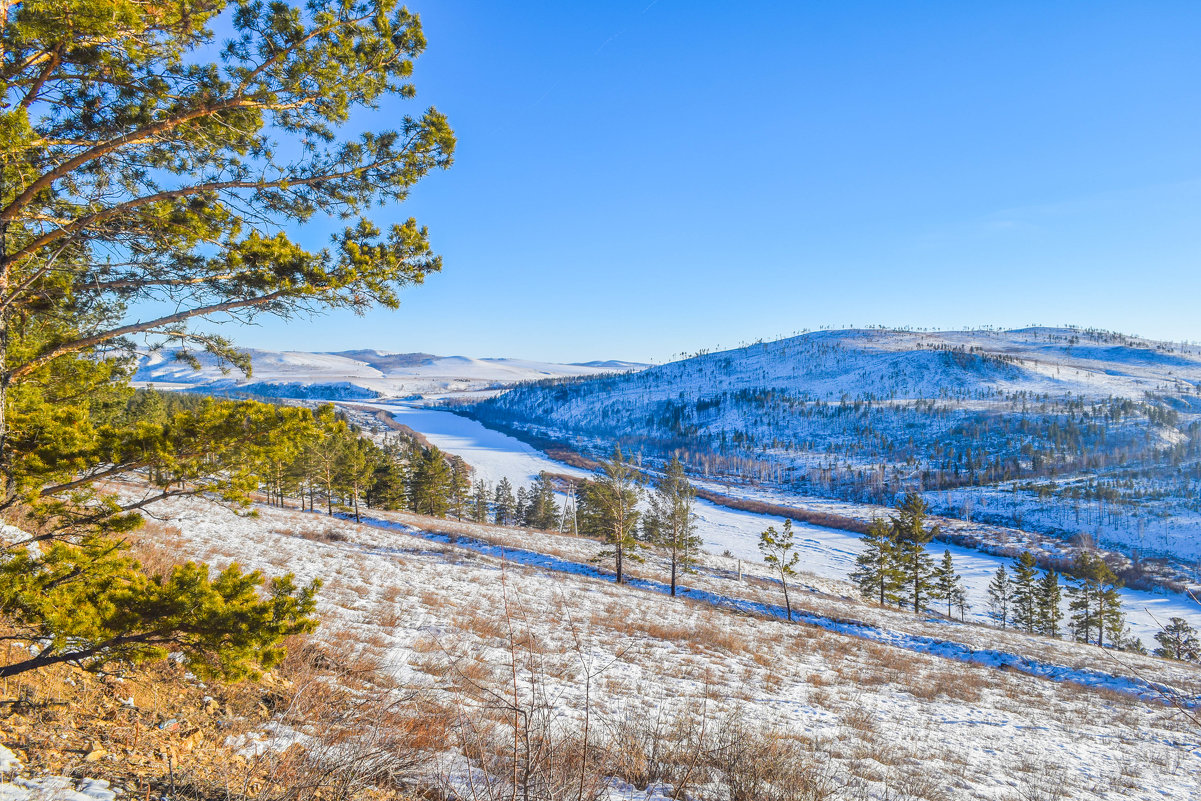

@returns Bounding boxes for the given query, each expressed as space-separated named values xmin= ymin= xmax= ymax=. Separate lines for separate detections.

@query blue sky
xmin=234 ymin=1 xmax=1201 ymax=362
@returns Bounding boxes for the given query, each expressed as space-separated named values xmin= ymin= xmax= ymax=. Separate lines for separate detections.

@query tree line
xmin=846 ymin=495 xmax=1200 ymax=660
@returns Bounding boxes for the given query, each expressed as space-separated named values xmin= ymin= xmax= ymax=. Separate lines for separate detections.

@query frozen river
xmin=366 ymin=401 xmax=1201 ymax=647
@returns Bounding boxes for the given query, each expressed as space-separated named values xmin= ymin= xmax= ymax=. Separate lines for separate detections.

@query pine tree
xmin=850 ymin=519 xmax=902 ymax=606
xmin=891 ymin=495 xmax=937 ymax=613
xmin=987 ymin=566 xmax=1011 ymax=629
xmin=471 ymin=480 xmax=490 ymax=523
xmin=335 ymin=434 xmax=381 ymax=523
xmin=514 ymin=487 xmax=528 ymax=526
xmin=524 ymin=472 xmax=560 ymax=530
xmin=306 ymin=407 xmax=351 ymax=516
xmin=643 ymin=457 xmax=702 ymax=597
xmin=493 ymin=478 xmax=516 ymax=526
xmin=0 ymin=0 xmax=454 ymax=681
xmin=1153 ymin=617 xmax=1201 ymax=662
xmin=931 ymin=550 xmax=965 ymax=619
xmin=1066 ymin=552 xmax=1125 ymax=648
xmin=0 ymin=537 xmax=319 ymax=680
xmin=579 ymin=447 xmax=643 ymax=584
xmin=0 ymin=1 xmax=455 ymax=500
xmin=447 ymin=456 xmax=473 ymax=521
xmin=410 ymin=446 xmax=452 ymax=517
xmin=366 ymin=438 xmax=409 ymax=511
xmin=1010 ymin=552 xmax=1040 ymax=634
xmin=759 ymin=519 xmax=801 ymax=622
xmin=1036 ymin=570 xmax=1063 ymax=638
xmin=952 ymin=585 xmax=970 ymax=622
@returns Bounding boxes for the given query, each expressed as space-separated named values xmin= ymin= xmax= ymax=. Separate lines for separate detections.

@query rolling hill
xmin=455 ymin=327 xmax=1201 ymax=566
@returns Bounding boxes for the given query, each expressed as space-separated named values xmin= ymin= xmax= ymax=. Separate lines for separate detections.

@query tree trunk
xmin=782 ymin=576 xmax=792 ymax=622
xmin=0 ymin=196 xmax=11 ymax=506
xmin=670 ymin=551 xmax=677 ymax=596
xmin=615 ymin=533 xmax=623 ymax=584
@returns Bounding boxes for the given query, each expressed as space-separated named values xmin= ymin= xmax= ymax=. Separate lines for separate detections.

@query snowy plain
xmin=132 ymin=348 xmax=646 ymax=398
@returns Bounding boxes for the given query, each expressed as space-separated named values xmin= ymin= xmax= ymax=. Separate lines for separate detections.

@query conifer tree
xmin=1153 ymin=617 xmax=1201 ymax=662
xmin=987 ymin=566 xmax=1011 ymax=629
xmin=952 ymin=584 xmax=970 ymax=622
xmin=471 ymin=480 xmax=490 ymax=523
xmin=1066 ymin=552 xmax=1125 ymax=648
xmin=514 ymin=487 xmax=528 ymax=526
xmin=524 ymin=472 xmax=560 ymax=530
xmin=759 ymin=519 xmax=801 ymax=621
xmin=642 ymin=457 xmax=701 ymax=596
xmin=0 ymin=0 xmax=454 ymax=680
xmin=0 ymin=1 xmax=455 ymax=496
xmin=366 ymin=438 xmax=409 ymax=511
xmin=850 ymin=519 xmax=902 ymax=606
xmin=1036 ymin=570 xmax=1063 ymax=638
xmin=493 ymin=477 xmax=516 ymax=526
xmin=931 ymin=549 xmax=966 ymax=619
xmin=335 ymin=434 xmax=380 ymax=523
xmin=0 ymin=536 xmax=319 ymax=680
xmin=579 ymin=447 xmax=643 ymax=584
xmin=891 ymin=495 xmax=937 ymax=613
xmin=1010 ymin=552 xmax=1040 ymax=634
xmin=409 ymin=446 xmax=452 ymax=517
xmin=447 ymin=456 xmax=473 ymax=521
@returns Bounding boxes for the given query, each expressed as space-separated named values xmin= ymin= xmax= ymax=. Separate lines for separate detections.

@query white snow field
xmin=123 ymin=491 xmax=1201 ymax=800
xmin=362 ymin=401 xmax=1201 ymax=649
xmin=0 ymin=745 xmax=118 ymax=801
xmin=131 ymin=347 xmax=646 ymax=399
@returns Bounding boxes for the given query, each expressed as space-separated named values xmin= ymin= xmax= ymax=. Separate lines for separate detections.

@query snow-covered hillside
xmin=132 ymin=348 xmax=647 ymax=399
xmin=457 ymin=327 xmax=1201 ymax=567
xmin=118 ymin=491 xmax=1201 ymax=800
xmin=355 ymin=401 xmax=1201 ymax=646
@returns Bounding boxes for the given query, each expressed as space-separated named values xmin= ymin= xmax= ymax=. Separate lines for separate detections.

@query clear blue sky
xmin=234 ymin=0 xmax=1201 ymax=363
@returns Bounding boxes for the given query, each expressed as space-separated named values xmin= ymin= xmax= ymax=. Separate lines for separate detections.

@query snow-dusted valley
xmin=455 ymin=327 xmax=1201 ymax=586
xmin=348 ymin=400 xmax=1201 ymax=648
xmin=39 ymin=326 xmax=1198 ymax=800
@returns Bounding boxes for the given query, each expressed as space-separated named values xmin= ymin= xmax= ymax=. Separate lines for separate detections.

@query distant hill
xmin=456 ymin=327 xmax=1201 ymax=564
xmin=132 ymin=348 xmax=648 ymax=400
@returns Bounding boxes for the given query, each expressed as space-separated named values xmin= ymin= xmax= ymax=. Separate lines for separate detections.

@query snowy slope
xmin=116 ymin=491 xmax=1201 ymax=800
xmin=131 ymin=348 xmax=647 ymax=399
xmin=358 ymin=401 xmax=1201 ymax=648
xmin=472 ymin=326 xmax=1201 ymax=410
xmin=460 ymin=327 xmax=1201 ymax=566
